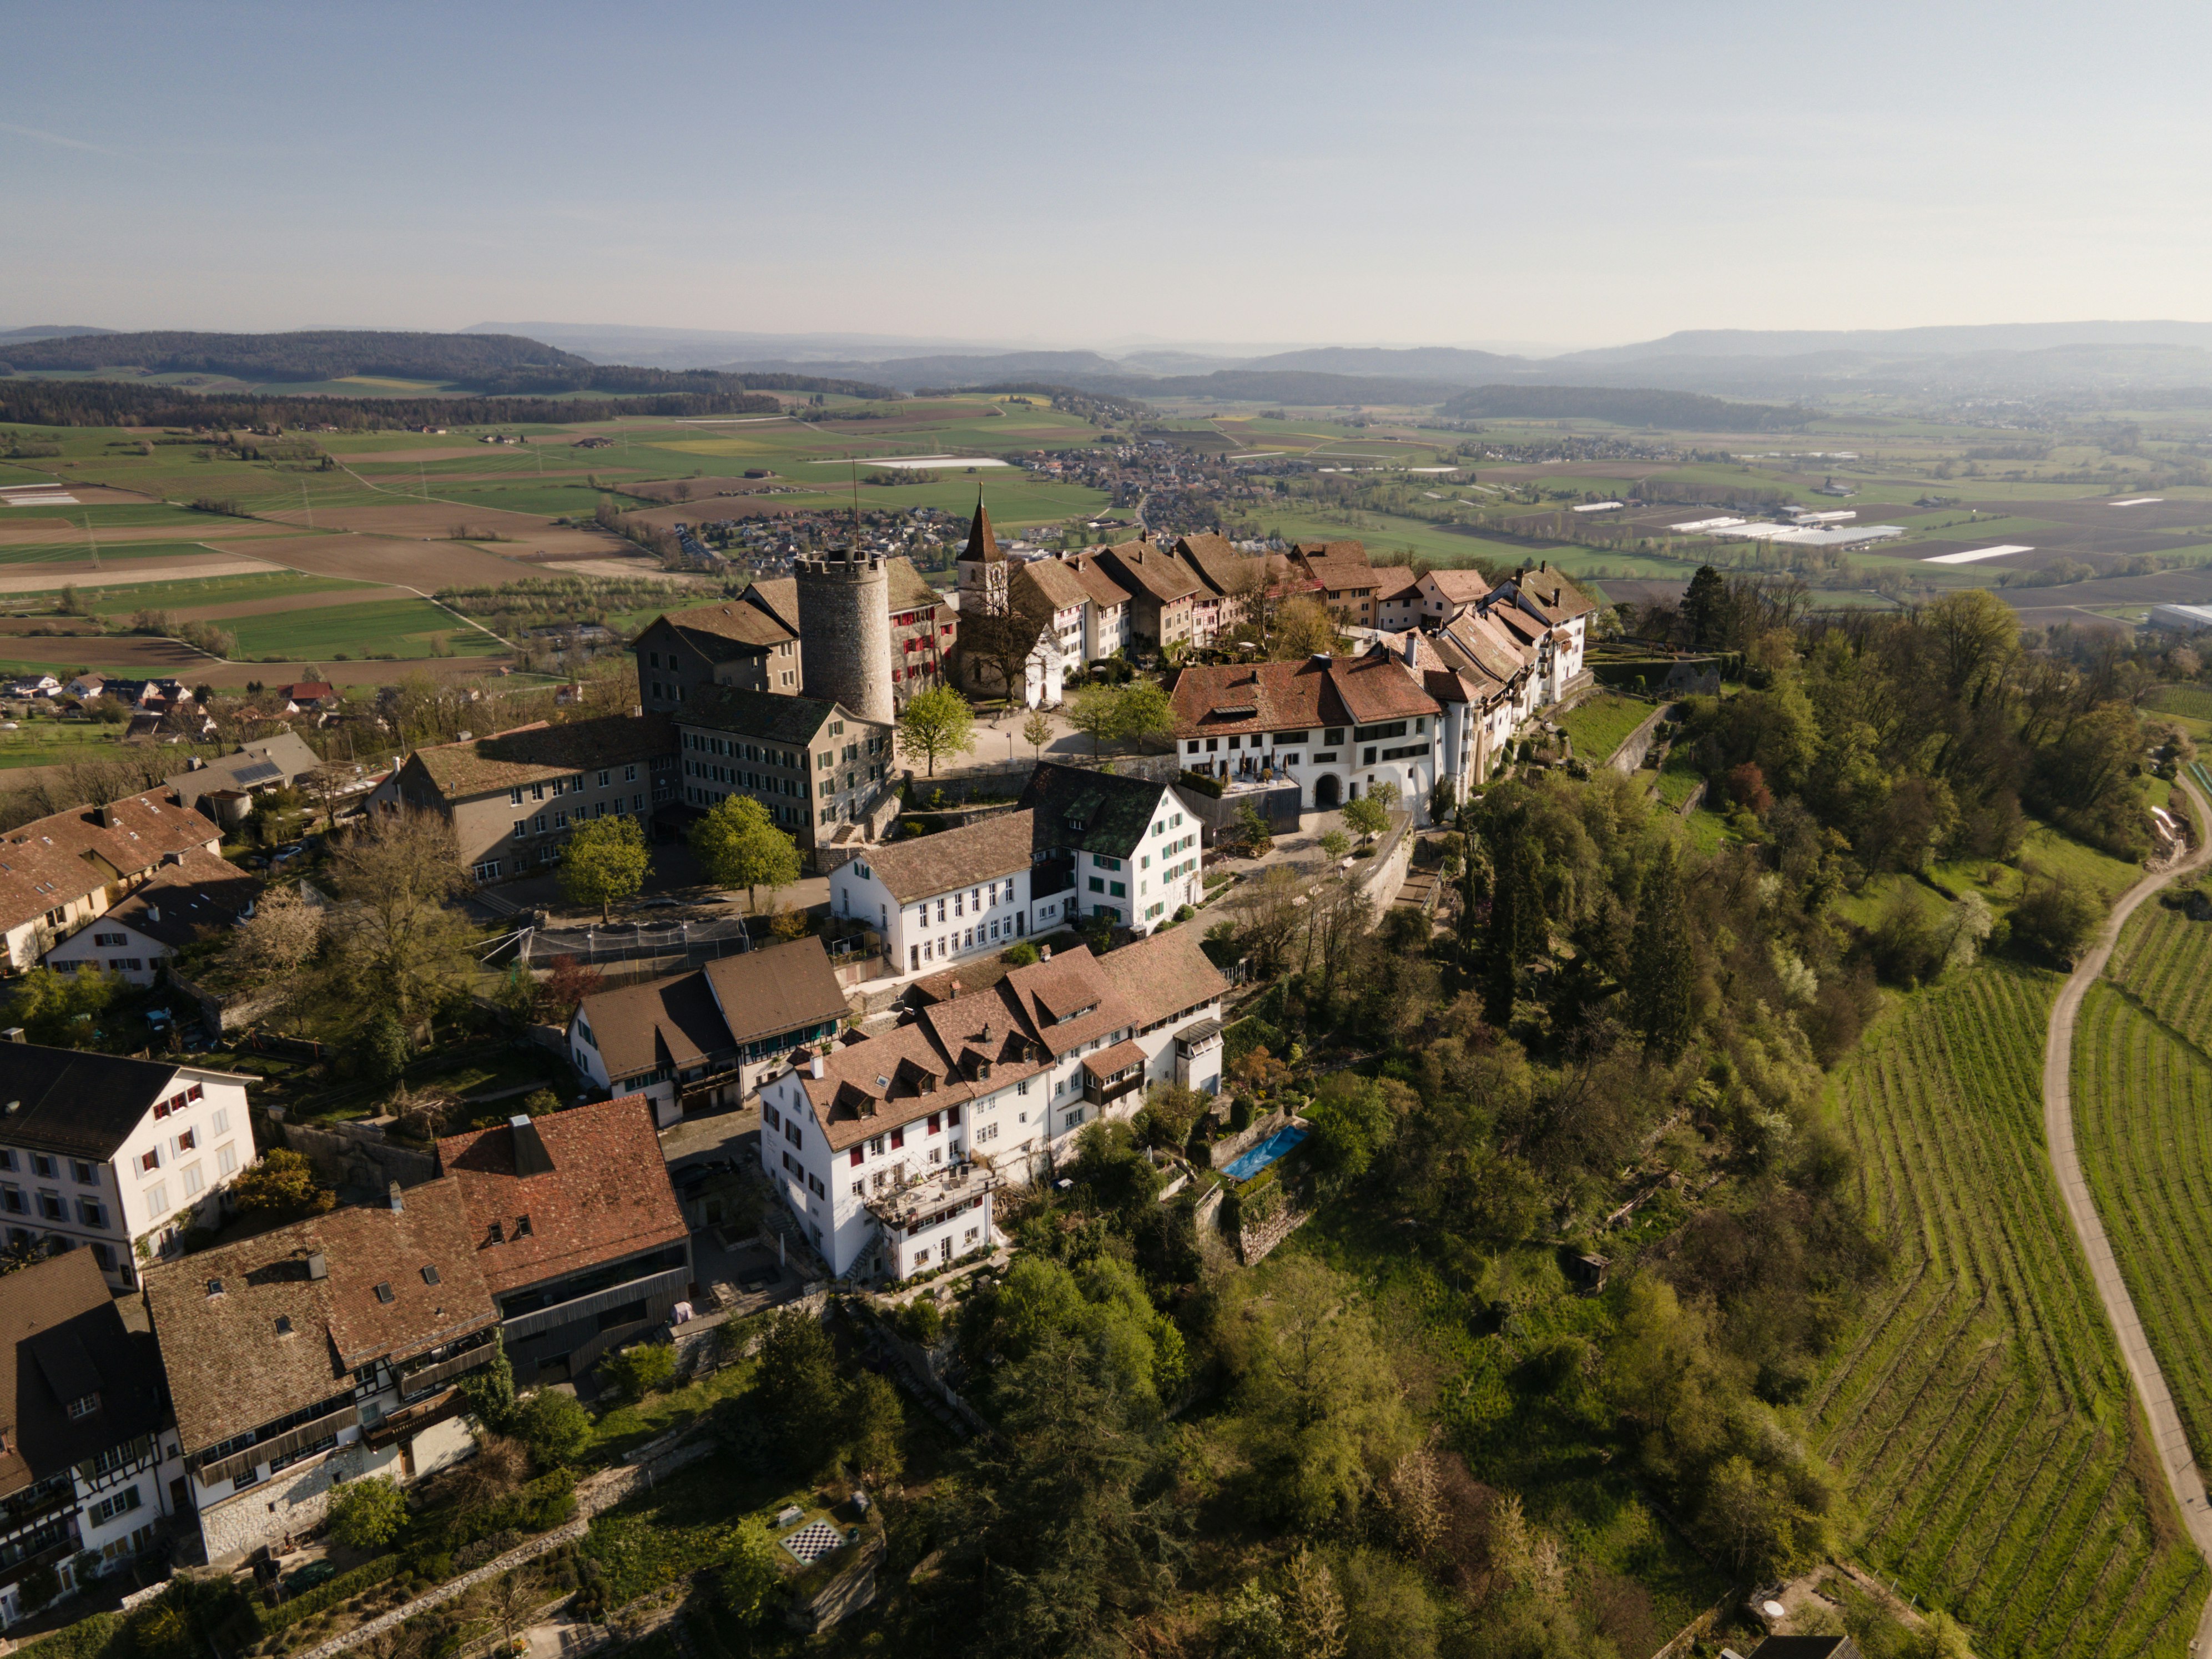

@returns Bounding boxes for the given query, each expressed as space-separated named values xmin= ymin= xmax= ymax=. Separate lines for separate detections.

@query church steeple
xmin=959 ymin=492 xmax=1004 ymax=564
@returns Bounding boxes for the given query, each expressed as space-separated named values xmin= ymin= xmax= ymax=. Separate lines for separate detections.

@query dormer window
xmin=67 ymin=1393 xmax=99 ymax=1420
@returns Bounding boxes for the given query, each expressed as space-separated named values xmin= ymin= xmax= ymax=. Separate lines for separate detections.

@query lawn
xmin=0 ymin=720 xmax=135 ymax=771
xmin=225 ymin=597 xmax=505 ymax=660
xmin=2016 ymin=821 xmax=2143 ymax=905
xmin=1554 ymin=692 xmax=1652 ymax=767
xmin=1808 ymin=960 xmax=2206 ymax=1658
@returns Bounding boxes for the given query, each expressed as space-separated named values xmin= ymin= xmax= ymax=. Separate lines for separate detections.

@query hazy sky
xmin=4 ymin=0 xmax=2207 ymax=351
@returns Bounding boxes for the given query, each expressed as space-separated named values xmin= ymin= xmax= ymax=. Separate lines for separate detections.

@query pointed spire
xmin=960 ymin=491 xmax=1004 ymax=563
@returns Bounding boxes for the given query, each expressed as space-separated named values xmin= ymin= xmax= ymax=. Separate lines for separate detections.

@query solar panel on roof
xmin=231 ymin=760 xmax=284 ymax=786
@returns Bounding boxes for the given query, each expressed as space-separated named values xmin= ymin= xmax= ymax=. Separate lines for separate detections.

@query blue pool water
xmin=1222 ymin=1125 xmax=1309 ymax=1182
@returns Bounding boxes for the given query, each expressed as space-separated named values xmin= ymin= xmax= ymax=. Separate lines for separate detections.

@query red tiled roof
xmin=1168 ymin=653 xmax=1438 ymax=737
xmin=1368 ymin=566 xmax=1420 ymax=602
xmin=1330 ymin=649 xmax=1444 ymax=725
xmin=436 ymin=1096 xmax=688 ymax=1297
xmin=145 ymin=1178 xmax=496 ymax=1453
xmin=0 ymin=792 xmax=222 ymax=936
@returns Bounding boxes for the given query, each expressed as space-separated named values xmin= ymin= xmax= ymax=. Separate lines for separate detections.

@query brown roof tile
xmin=1099 ymin=540 xmax=1202 ymax=604
xmin=145 ymin=1178 xmax=497 ymax=1453
xmin=959 ymin=498 xmax=1004 ymax=563
xmin=1065 ymin=552 xmax=1132 ymax=609
xmin=406 ymin=714 xmax=674 ymax=802
xmin=1016 ymin=559 xmax=1091 ymax=612
xmin=0 ymin=792 xmax=221 ymax=935
xmin=1096 ymin=922 xmax=1231 ymax=1028
xmin=436 ymin=1096 xmax=689 ymax=1298
xmin=0 ymin=1249 xmax=165 ymax=1497
xmin=574 ymin=971 xmax=731 ymax=1082
xmin=700 ymin=936 xmax=850 ymax=1046
xmin=853 ymin=811 xmax=1036 ymax=903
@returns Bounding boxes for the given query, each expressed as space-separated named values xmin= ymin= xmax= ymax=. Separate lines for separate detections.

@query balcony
xmin=863 ymin=1162 xmax=1000 ymax=1236
xmin=1173 ymin=1017 xmax=1223 ymax=1062
xmin=1081 ymin=1040 xmax=1147 ymax=1107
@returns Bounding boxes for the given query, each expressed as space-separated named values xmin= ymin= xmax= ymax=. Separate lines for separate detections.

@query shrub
xmin=327 ymin=1475 xmax=407 ymax=1551
xmin=1178 ymin=769 xmax=1226 ymax=799
xmin=598 ymin=1340 xmax=677 ymax=1401
xmin=1000 ymin=941 xmax=1039 ymax=967
xmin=2010 ymin=873 xmax=2102 ymax=965
xmin=517 ymin=1390 xmax=592 ymax=1466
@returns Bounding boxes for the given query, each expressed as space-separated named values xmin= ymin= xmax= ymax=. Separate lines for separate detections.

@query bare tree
xmin=327 ymin=809 xmax=476 ymax=1030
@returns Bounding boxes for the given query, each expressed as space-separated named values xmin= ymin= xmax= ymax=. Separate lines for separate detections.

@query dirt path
xmin=2041 ymin=772 xmax=2212 ymax=1648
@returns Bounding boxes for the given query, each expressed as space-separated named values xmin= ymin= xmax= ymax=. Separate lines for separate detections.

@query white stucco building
xmin=756 ymin=924 xmax=1227 ymax=1280
xmin=0 ymin=1045 xmax=260 ymax=1289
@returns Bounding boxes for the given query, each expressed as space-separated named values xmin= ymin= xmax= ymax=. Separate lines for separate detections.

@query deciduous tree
xmin=557 ymin=814 xmax=650 ymax=922
xmin=689 ymin=794 xmax=800 ymax=912
xmin=898 ymin=685 xmax=976 ymax=776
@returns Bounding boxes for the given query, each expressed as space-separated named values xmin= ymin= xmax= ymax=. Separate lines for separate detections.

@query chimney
xmin=1402 ymin=632 xmax=1418 ymax=667
xmin=1039 ymin=944 xmax=1051 ymax=961
xmin=509 ymin=1113 xmax=555 ymax=1177
xmin=387 ymin=1180 xmax=404 ymax=1212
xmin=305 ymin=1252 xmax=327 ymax=1280
xmin=810 ymin=1053 xmax=825 ymax=1080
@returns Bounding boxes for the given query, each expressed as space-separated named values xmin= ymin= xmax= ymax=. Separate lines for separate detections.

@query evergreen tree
xmin=1628 ymin=843 xmax=1696 ymax=1061
xmin=1482 ymin=818 xmax=1546 ymax=1024
xmin=1680 ymin=563 xmax=1727 ymax=649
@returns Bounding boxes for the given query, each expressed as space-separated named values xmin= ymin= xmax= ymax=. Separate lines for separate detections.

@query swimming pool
xmin=1221 ymin=1124 xmax=1309 ymax=1182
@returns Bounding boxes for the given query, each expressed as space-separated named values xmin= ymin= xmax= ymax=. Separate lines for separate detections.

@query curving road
xmin=2041 ymin=773 xmax=2212 ymax=1648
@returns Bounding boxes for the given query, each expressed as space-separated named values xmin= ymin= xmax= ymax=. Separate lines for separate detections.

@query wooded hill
xmin=1439 ymin=384 xmax=1807 ymax=431
xmin=0 ymin=329 xmax=897 ymax=403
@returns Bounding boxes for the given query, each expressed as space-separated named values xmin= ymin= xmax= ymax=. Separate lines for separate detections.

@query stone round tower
xmin=794 ymin=546 xmax=893 ymax=724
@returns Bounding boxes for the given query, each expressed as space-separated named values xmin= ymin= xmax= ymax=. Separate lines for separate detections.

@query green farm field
xmin=0 ymin=538 xmax=249 ymax=566
xmin=1810 ymin=960 xmax=2206 ymax=1657
xmin=8 ymin=571 xmax=376 ymax=613
xmin=224 ymin=597 xmax=502 ymax=660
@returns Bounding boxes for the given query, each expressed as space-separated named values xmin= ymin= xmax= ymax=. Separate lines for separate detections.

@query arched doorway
xmin=1313 ymin=773 xmax=1341 ymax=810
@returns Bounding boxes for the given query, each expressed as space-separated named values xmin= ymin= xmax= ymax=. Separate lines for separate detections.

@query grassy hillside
xmin=1811 ymin=961 xmax=2206 ymax=1657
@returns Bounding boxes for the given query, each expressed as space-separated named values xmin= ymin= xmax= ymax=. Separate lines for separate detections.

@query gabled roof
xmin=1422 ymin=568 xmax=1492 ymax=606
xmin=1329 ymin=648 xmax=1445 ymax=724
xmin=74 ymin=848 xmax=262 ymax=951
xmin=1097 ymin=539 xmax=1202 ymax=604
xmin=1368 ymin=565 xmax=1420 ymax=602
xmin=437 ymin=1096 xmax=688 ymax=1298
xmin=1065 ymin=552 xmax=1132 ymax=609
xmin=650 ymin=593 xmax=798 ymax=658
xmin=0 ymin=1249 xmax=165 ymax=1497
xmin=745 ymin=577 xmax=802 ymax=634
xmin=849 ymin=810 xmax=1036 ymax=903
xmin=145 ymin=1178 xmax=497 ymax=1453
xmin=168 ymin=732 xmax=323 ymax=809
xmin=884 ymin=556 xmax=941 ymax=613
xmin=1172 ymin=533 xmax=1259 ymax=598
xmin=403 ymin=714 xmax=674 ymax=802
xmin=1435 ymin=611 xmax=1535 ymax=693
xmin=1507 ymin=566 xmax=1596 ymax=624
xmin=799 ymin=929 xmax=1227 ymax=1153
xmin=1167 ymin=653 xmax=1441 ymax=737
xmin=1017 ymin=558 xmax=1091 ymax=612
xmin=701 ymin=936 xmax=849 ymax=1046
xmin=0 ymin=792 xmax=221 ymax=936
xmin=1293 ymin=539 xmax=1369 ymax=571
xmin=683 ymin=684 xmax=845 ymax=744
xmin=1017 ymin=762 xmax=1171 ymax=860
xmin=0 ymin=1045 xmax=240 ymax=1160
xmin=573 ymin=970 xmax=733 ymax=1082
xmin=959 ymin=497 xmax=1003 ymax=563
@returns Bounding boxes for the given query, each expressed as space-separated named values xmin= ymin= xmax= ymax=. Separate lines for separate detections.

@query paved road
xmin=2041 ymin=773 xmax=2212 ymax=1650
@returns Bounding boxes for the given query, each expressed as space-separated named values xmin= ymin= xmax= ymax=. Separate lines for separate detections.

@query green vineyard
xmin=1811 ymin=961 xmax=2206 ymax=1658
xmin=2074 ymin=979 xmax=2212 ymax=1473
xmin=2107 ymin=901 xmax=2212 ymax=1049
